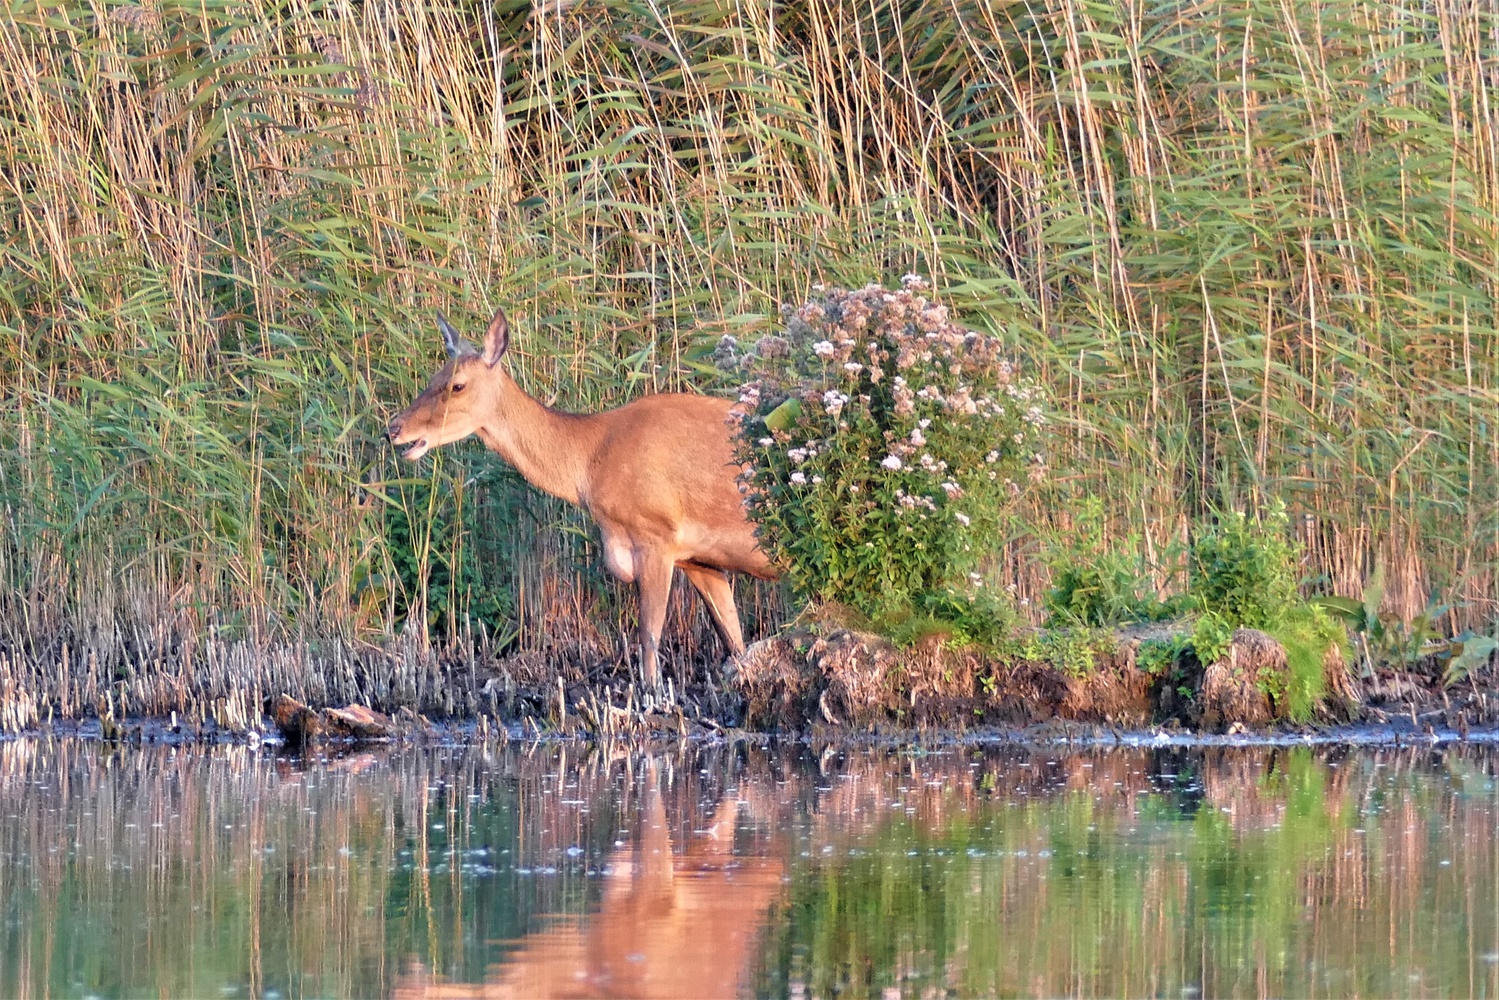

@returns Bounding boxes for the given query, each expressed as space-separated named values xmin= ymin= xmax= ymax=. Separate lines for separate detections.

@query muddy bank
xmin=4 ymin=622 xmax=1495 ymax=744
xmin=726 ymin=624 xmax=1498 ymax=736
xmin=729 ymin=625 xmax=1336 ymax=733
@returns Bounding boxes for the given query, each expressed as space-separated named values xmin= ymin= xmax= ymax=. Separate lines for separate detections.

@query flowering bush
xmin=724 ymin=276 xmax=1048 ymax=622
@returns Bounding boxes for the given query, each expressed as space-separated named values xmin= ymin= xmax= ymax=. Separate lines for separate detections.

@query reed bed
xmin=1 ymin=0 xmax=1496 ymax=719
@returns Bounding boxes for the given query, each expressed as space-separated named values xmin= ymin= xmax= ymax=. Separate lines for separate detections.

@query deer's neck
xmin=477 ymin=370 xmax=601 ymax=507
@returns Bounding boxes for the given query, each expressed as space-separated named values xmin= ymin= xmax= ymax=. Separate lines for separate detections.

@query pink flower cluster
xmin=734 ymin=275 xmax=1049 ymax=536
xmin=727 ymin=276 xmax=1055 ymax=607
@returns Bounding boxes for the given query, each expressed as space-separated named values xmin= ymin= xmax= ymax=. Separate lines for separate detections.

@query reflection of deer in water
xmin=391 ymin=760 xmax=784 ymax=1000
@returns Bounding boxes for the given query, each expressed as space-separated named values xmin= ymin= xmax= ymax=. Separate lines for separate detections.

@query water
xmin=1 ymin=738 xmax=1496 ymax=999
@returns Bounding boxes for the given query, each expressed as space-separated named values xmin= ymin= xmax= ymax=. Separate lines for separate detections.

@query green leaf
xmin=1310 ymin=595 xmax=1364 ymax=624
xmin=763 ymin=397 xmax=802 ymax=432
xmin=1444 ymin=636 xmax=1497 ymax=687
xmin=1361 ymin=562 xmax=1386 ymax=633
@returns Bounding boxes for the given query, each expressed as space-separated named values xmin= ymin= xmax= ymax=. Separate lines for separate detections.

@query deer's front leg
xmin=633 ymin=546 xmax=674 ymax=692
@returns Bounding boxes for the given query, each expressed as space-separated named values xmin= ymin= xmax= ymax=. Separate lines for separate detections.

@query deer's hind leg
xmin=679 ymin=562 xmax=745 ymax=657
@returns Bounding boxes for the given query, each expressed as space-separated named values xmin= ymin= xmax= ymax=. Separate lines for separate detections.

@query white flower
xmin=919 ymin=418 xmax=931 ymax=429
xmin=881 ymin=455 xmax=903 ymax=471
xmin=968 ymin=571 xmax=983 ymax=587
xmin=849 ymin=484 xmax=860 ymax=494
xmin=788 ymin=448 xmax=808 ymax=464
xmin=813 ymin=340 xmax=836 ymax=359
xmin=790 ymin=472 xmax=807 ymax=485
xmin=941 ymin=481 xmax=963 ymax=498
xmin=844 ymin=362 xmax=864 ymax=375
xmin=822 ymin=389 xmax=848 ymax=417
xmin=910 ymin=428 xmax=926 ymax=447
xmin=954 ymin=512 xmax=971 ymax=526
xmin=758 ymin=437 xmax=774 ymax=447
xmin=986 ymin=451 xmax=999 ymax=463
xmin=812 ymin=476 xmax=823 ymax=485
xmin=1013 ymin=433 xmax=1025 ymax=444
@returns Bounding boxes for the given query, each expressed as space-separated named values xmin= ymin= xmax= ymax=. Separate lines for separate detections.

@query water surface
xmin=2 ymin=736 xmax=1496 ymax=998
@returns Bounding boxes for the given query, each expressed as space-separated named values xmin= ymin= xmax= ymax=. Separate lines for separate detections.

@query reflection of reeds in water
xmin=0 ymin=739 xmax=785 ymax=998
xmin=2 ymin=740 xmax=1498 ymax=998
xmin=759 ymin=744 xmax=1499 ymax=999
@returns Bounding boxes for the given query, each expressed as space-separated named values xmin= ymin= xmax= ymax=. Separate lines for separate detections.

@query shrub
xmin=1188 ymin=500 xmax=1301 ymax=630
xmin=380 ymin=466 xmax=513 ymax=638
xmin=1190 ymin=611 xmax=1236 ymax=667
xmin=728 ymin=276 xmax=1047 ymax=624
xmin=880 ymin=588 xmax=1023 ymax=649
xmin=998 ymin=626 xmax=1115 ymax=678
xmin=1186 ymin=500 xmax=1343 ymax=722
xmin=1044 ymin=496 xmax=1182 ymax=627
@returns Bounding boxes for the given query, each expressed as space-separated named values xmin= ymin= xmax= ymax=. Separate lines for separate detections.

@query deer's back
xmin=582 ymin=393 xmax=759 ymax=552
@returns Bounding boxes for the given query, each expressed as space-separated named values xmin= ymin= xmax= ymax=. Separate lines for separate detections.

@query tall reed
xmin=1 ymin=0 xmax=1494 ymax=716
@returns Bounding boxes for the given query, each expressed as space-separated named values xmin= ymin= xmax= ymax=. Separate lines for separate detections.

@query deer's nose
xmin=386 ymin=417 xmax=403 ymax=441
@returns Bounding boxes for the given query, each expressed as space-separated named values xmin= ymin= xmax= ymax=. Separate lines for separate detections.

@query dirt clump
xmin=731 ymin=638 xmax=818 ymax=731
xmin=1197 ymin=629 xmax=1280 ymax=729
xmin=269 ymin=695 xmax=430 ymax=747
xmin=724 ymin=624 xmax=1352 ymax=733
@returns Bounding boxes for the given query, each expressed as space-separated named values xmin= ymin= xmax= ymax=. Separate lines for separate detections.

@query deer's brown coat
xmin=387 ymin=309 xmax=774 ymax=687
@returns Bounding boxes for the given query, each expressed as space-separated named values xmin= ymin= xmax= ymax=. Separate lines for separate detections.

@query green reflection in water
xmin=754 ymin=747 xmax=1499 ymax=999
xmin=1 ymin=739 xmax=1496 ymax=999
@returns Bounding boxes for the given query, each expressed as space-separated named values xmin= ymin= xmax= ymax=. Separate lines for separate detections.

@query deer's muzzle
xmin=386 ymin=416 xmax=430 ymax=461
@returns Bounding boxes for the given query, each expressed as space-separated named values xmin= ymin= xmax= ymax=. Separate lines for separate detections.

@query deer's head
xmin=387 ymin=309 xmax=511 ymax=461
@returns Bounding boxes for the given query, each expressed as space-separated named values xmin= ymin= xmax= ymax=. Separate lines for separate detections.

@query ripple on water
xmin=0 ymin=738 xmax=1496 ymax=998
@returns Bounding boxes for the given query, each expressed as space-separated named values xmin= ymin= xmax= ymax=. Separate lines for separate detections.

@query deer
xmin=386 ymin=307 xmax=776 ymax=691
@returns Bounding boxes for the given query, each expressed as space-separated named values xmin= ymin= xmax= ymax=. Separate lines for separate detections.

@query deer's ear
xmin=437 ymin=313 xmax=463 ymax=357
xmin=482 ymin=308 xmax=510 ymax=367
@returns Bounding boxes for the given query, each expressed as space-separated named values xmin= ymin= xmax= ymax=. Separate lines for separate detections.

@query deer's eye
xmin=450 ymin=383 xmax=465 ymax=394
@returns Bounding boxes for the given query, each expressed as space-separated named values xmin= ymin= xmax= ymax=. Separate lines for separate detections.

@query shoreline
xmin=2 ymin=622 xmax=1491 ymax=745
xmin=6 ymin=711 xmax=1496 ymax=752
